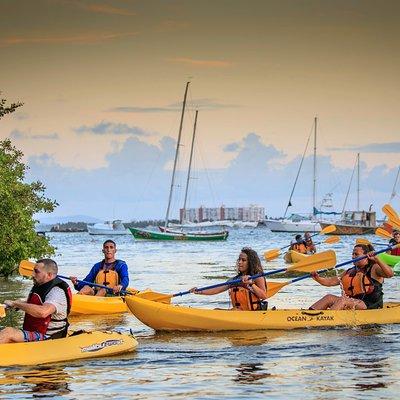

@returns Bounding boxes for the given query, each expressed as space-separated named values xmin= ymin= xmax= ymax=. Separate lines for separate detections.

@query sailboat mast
xmin=357 ymin=153 xmax=360 ymax=211
xmin=182 ymin=110 xmax=198 ymax=223
xmin=164 ymin=81 xmax=190 ymax=228
xmin=341 ymin=154 xmax=357 ymax=217
xmin=312 ymin=116 xmax=317 ymax=216
xmin=389 ymin=166 xmax=400 ymax=203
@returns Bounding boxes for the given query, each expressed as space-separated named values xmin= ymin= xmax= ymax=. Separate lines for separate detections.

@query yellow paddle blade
xmin=134 ymin=290 xmax=172 ymax=304
xmin=320 ymin=224 xmax=336 ymax=235
xmin=356 ymin=238 xmax=371 ymax=245
xmin=286 ymin=250 xmax=336 ymax=273
xmin=324 ymin=235 xmax=340 ymax=244
xmin=265 ymin=281 xmax=288 ymax=298
xmin=0 ymin=304 xmax=6 ymax=318
xmin=382 ymin=204 xmax=399 ymax=221
xmin=389 ymin=216 xmax=400 ymax=229
xmin=19 ymin=260 xmax=35 ymax=277
xmin=264 ymin=249 xmax=280 ymax=261
xmin=375 ymin=227 xmax=393 ymax=239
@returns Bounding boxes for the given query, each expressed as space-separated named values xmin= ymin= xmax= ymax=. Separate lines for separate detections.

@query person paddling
xmin=388 ymin=230 xmax=400 ymax=256
xmin=309 ymin=244 xmax=394 ymax=310
xmin=0 ymin=259 xmax=71 ymax=344
xmin=190 ymin=247 xmax=268 ymax=310
xmin=290 ymin=234 xmax=308 ymax=254
xmin=70 ymin=240 xmax=129 ymax=296
xmin=304 ymin=231 xmax=316 ymax=254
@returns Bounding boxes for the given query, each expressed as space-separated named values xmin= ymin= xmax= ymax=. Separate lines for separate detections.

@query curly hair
xmin=236 ymin=247 xmax=264 ymax=275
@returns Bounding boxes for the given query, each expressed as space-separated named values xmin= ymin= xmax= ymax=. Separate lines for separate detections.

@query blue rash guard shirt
xmin=74 ymin=259 xmax=129 ymax=291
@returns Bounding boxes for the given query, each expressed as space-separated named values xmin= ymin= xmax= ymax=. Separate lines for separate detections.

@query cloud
xmin=167 ymin=57 xmax=233 ymax=68
xmin=27 ymin=132 xmax=399 ymax=220
xmin=223 ymin=142 xmax=240 ymax=152
xmin=0 ymin=32 xmax=138 ymax=47
xmin=82 ymin=4 xmax=136 ymax=16
xmin=74 ymin=121 xmax=150 ymax=136
xmin=13 ymin=112 xmax=29 ymax=121
xmin=9 ymin=130 xmax=59 ymax=140
xmin=109 ymin=98 xmax=239 ymax=113
xmin=330 ymin=142 xmax=400 ymax=153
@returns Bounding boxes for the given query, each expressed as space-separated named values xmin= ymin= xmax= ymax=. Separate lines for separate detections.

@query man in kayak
xmin=70 ymin=240 xmax=129 ymax=296
xmin=304 ymin=232 xmax=316 ymax=254
xmin=389 ymin=230 xmax=400 ymax=256
xmin=0 ymin=259 xmax=72 ymax=344
xmin=309 ymin=244 xmax=394 ymax=310
xmin=190 ymin=247 xmax=268 ymax=310
xmin=290 ymin=234 xmax=308 ymax=254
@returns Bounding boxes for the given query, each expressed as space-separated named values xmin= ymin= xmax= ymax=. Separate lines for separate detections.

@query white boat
xmin=87 ymin=220 xmax=128 ymax=235
xmin=265 ymin=218 xmax=320 ymax=233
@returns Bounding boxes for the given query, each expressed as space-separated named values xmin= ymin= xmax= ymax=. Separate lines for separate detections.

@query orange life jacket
xmin=293 ymin=242 xmax=307 ymax=254
xmin=341 ymin=266 xmax=375 ymax=298
xmin=229 ymin=286 xmax=263 ymax=311
xmin=95 ymin=262 xmax=119 ymax=288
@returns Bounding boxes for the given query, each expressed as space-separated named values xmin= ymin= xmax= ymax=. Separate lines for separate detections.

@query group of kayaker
xmin=0 ymin=231 xmax=398 ymax=344
xmin=0 ymin=240 xmax=129 ymax=344
xmin=290 ymin=232 xmax=316 ymax=254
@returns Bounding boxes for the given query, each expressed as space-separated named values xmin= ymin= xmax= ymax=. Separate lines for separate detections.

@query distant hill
xmin=35 ymin=215 xmax=102 ymax=224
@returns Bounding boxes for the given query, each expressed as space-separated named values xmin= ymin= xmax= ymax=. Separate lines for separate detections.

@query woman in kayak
xmin=190 ymin=247 xmax=268 ymax=310
xmin=309 ymin=244 xmax=394 ymax=310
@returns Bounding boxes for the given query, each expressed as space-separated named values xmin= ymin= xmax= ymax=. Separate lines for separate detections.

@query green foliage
xmin=0 ymin=95 xmax=58 ymax=278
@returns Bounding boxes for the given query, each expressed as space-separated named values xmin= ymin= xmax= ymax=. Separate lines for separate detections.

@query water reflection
xmin=234 ymin=363 xmax=272 ymax=383
xmin=0 ymin=366 xmax=71 ymax=397
xmin=69 ymin=313 xmax=128 ymax=331
xmin=349 ymin=356 xmax=389 ymax=391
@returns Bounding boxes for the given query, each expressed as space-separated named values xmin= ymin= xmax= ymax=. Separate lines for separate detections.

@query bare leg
xmin=310 ymin=294 xmax=340 ymax=310
xmin=0 ymin=327 xmax=24 ymax=344
xmin=78 ymin=285 xmax=95 ymax=296
xmin=330 ymin=297 xmax=367 ymax=310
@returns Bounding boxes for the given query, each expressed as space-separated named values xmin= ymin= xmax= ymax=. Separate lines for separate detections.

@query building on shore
xmin=180 ymin=204 xmax=265 ymax=223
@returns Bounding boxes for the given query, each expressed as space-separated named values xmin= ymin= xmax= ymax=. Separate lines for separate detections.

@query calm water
xmin=1 ymin=229 xmax=399 ymax=399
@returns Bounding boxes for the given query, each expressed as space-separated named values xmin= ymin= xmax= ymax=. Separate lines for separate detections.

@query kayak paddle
xmin=149 ymin=250 xmax=337 ymax=302
xmin=382 ymin=204 xmax=400 ymax=229
xmin=263 ymin=224 xmax=337 ymax=261
xmin=18 ymin=260 xmax=171 ymax=304
xmin=265 ymin=243 xmax=400 ymax=298
xmin=375 ymin=227 xmax=393 ymax=240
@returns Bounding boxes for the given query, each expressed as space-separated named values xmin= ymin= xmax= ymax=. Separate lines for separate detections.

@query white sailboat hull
xmin=87 ymin=221 xmax=129 ymax=235
xmin=265 ymin=219 xmax=321 ymax=233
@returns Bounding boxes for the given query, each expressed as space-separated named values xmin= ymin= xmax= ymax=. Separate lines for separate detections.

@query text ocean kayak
xmin=125 ymin=295 xmax=400 ymax=332
xmin=0 ymin=331 xmax=137 ymax=366
xmin=378 ymin=252 xmax=400 ymax=267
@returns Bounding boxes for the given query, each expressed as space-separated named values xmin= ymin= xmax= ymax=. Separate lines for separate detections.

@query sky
xmin=0 ymin=0 xmax=399 ymax=221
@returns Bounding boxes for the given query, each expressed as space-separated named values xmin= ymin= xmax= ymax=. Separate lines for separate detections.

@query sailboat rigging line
xmin=283 ymin=121 xmax=313 ymax=219
xmin=389 ymin=166 xmax=400 ymax=203
xmin=164 ymin=81 xmax=190 ymax=228
xmin=341 ymin=154 xmax=358 ymax=217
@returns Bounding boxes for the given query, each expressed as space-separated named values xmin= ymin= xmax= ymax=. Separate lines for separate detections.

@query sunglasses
xmin=33 ymin=268 xmax=41 ymax=274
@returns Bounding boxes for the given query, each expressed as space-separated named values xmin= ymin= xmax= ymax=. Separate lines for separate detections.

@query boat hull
xmin=70 ymin=294 xmax=128 ymax=315
xmin=129 ymin=227 xmax=228 ymax=241
xmin=0 ymin=331 xmax=137 ymax=366
xmin=265 ymin=219 xmax=321 ymax=233
xmin=378 ymin=252 xmax=400 ymax=267
xmin=320 ymin=222 xmax=375 ymax=235
xmin=125 ymin=296 xmax=400 ymax=331
xmin=284 ymin=250 xmax=308 ymax=264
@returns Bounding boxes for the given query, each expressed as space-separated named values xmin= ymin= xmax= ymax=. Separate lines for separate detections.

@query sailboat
xmin=129 ymin=83 xmax=228 ymax=241
xmin=265 ymin=117 xmax=321 ymax=232
xmin=319 ymin=153 xmax=376 ymax=235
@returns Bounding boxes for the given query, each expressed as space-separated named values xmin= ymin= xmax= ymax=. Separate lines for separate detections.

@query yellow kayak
xmin=284 ymin=250 xmax=308 ymax=264
xmin=0 ymin=330 xmax=137 ymax=366
xmin=125 ymin=295 xmax=400 ymax=331
xmin=70 ymin=294 xmax=128 ymax=315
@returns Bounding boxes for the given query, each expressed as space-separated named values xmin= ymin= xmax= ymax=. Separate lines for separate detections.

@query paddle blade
xmin=324 ymin=235 xmax=340 ymax=244
xmin=264 ymin=249 xmax=280 ymax=261
xmin=266 ymin=281 xmax=288 ymax=298
xmin=0 ymin=304 xmax=6 ymax=318
xmin=286 ymin=250 xmax=337 ymax=273
xmin=135 ymin=290 xmax=172 ymax=304
xmin=320 ymin=225 xmax=336 ymax=235
xmin=19 ymin=260 xmax=35 ymax=277
xmin=356 ymin=238 xmax=371 ymax=245
xmin=375 ymin=227 xmax=393 ymax=239
xmin=382 ymin=204 xmax=399 ymax=221
xmin=389 ymin=216 xmax=400 ymax=229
